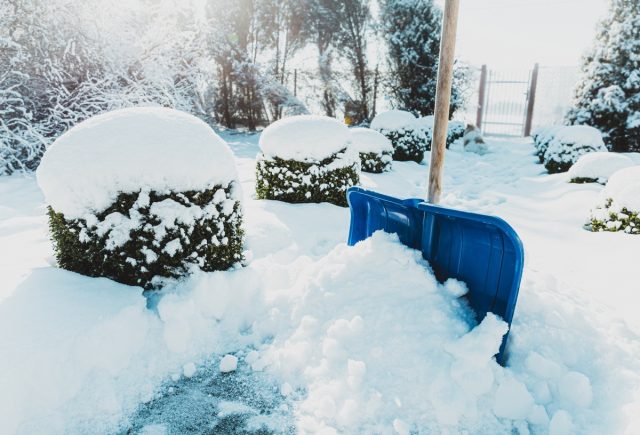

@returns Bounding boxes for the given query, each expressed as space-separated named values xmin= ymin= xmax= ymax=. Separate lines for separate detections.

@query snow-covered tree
xmin=567 ymin=0 xmax=640 ymax=152
xmin=380 ymin=0 xmax=466 ymax=117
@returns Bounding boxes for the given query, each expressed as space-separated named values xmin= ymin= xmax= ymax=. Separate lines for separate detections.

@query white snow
xmin=413 ymin=115 xmax=434 ymax=129
xmin=551 ymin=125 xmax=605 ymax=148
xmin=568 ymin=152 xmax=635 ymax=183
xmin=599 ymin=165 xmax=640 ymax=211
xmin=36 ymin=107 xmax=238 ymax=219
xmin=258 ymin=115 xmax=350 ymax=161
xmin=347 ymin=127 xmax=393 ymax=154
xmin=1 ymin=133 xmax=639 ymax=434
xmin=219 ymin=354 xmax=238 ymax=373
xmin=370 ymin=110 xmax=417 ymax=131
xmin=182 ymin=362 xmax=197 ymax=378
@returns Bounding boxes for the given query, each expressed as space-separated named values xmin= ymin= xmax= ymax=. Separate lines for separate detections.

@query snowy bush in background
xmin=255 ymin=115 xmax=360 ymax=207
xmin=415 ymin=115 xmax=466 ymax=150
xmin=543 ymin=125 xmax=607 ymax=173
xmin=36 ymin=108 xmax=244 ymax=289
xmin=589 ymin=166 xmax=640 ymax=234
xmin=532 ymin=125 xmax=564 ymax=163
xmin=371 ymin=110 xmax=428 ymax=162
xmin=348 ymin=127 xmax=393 ymax=173
xmin=568 ymin=152 xmax=635 ymax=184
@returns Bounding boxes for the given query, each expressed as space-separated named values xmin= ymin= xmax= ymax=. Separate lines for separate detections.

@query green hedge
xmin=255 ymin=149 xmax=359 ymax=207
xmin=48 ymin=184 xmax=244 ymax=289
xmin=359 ymin=151 xmax=392 ymax=173
xmin=588 ymin=199 xmax=639 ymax=234
xmin=379 ymin=128 xmax=428 ymax=163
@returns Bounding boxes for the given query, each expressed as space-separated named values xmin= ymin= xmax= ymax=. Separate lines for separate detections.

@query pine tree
xmin=567 ymin=0 xmax=640 ymax=152
xmin=380 ymin=0 xmax=465 ymax=117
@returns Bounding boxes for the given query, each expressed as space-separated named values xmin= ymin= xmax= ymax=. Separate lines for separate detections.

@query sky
xmin=437 ymin=0 xmax=610 ymax=68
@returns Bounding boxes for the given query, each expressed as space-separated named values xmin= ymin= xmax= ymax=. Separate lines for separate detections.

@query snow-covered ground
xmin=1 ymin=133 xmax=639 ymax=434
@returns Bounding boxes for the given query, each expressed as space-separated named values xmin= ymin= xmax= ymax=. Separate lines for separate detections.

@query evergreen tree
xmin=567 ymin=0 xmax=640 ymax=152
xmin=380 ymin=0 xmax=465 ymax=117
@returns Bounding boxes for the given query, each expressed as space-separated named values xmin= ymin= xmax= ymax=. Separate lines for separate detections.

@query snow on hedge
xmin=543 ymin=125 xmax=607 ymax=173
xmin=568 ymin=152 xmax=635 ymax=184
xmin=590 ymin=166 xmax=640 ymax=233
xmin=348 ymin=128 xmax=393 ymax=173
xmin=348 ymin=127 xmax=393 ymax=154
xmin=37 ymin=107 xmax=238 ymax=220
xmin=259 ymin=115 xmax=350 ymax=161
xmin=532 ymin=125 xmax=565 ymax=163
xmin=370 ymin=109 xmax=416 ymax=131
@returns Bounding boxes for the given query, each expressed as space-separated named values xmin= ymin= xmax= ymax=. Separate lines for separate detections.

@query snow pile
xmin=463 ymin=125 xmax=489 ymax=155
xmin=568 ymin=152 xmax=635 ymax=184
xmin=36 ymin=107 xmax=238 ymax=220
xmin=256 ymin=116 xmax=359 ymax=207
xmin=259 ymin=115 xmax=350 ymax=161
xmin=543 ymin=125 xmax=607 ymax=173
xmin=347 ymin=128 xmax=393 ymax=173
xmin=589 ymin=166 xmax=640 ymax=233
xmin=252 ymin=232 xmax=521 ymax=433
xmin=371 ymin=110 xmax=427 ymax=163
xmin=370 ymin=110 xmax=416 ymax=131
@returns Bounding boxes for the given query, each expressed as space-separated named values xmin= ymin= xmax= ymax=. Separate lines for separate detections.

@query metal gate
xmin=476 ymin=64 xmax=538 ymax=137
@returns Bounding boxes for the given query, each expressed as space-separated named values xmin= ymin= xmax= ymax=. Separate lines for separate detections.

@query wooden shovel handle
xmin=427 ymin=0 xmax=460 ymax=204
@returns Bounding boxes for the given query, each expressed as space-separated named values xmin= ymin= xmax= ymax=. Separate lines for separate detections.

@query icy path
xmin=0 ymin=133 xmax=639 ymax=434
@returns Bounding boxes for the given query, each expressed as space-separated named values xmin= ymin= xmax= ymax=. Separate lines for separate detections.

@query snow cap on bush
xmin=348 ymin=127 xmax=393 ymax=173
xmin=37 ymin=107 xmax=244 ymax=289
xmin=568 ymin=152 xmax=635 ymax=184
xmin=543 ymin=125 xmax=607 ymax=173
xmin=37 ymin=107 xmax=239 ymax=219
xmin=370 ymin=109 xmax=416 ymax=131
xmin=589 ymin=166 xmax=640 ymax=234
xmin=259 ymin=115 xmax=350 ymax=161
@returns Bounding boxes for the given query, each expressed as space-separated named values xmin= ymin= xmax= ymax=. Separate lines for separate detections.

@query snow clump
xmin=36 ymin=107 xmax=244 ymax=289
xmin=347 ymin=127 xmax=393 ymax=173
xmin=255 ymin=115 xmax=360 ymax=207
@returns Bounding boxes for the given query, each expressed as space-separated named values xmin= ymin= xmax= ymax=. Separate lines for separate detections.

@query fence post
xmin=524 ymin=63 xmax=539 ymax=137
xmin=476 ymin=64 xmax=487 ymax=130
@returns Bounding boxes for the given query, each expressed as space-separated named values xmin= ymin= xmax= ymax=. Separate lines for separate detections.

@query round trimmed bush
xmin=447 ymin=121 xmax=466 ymax=146
xmin=543 ymin=125 xmax=607 ymax=173
xmin=348 ymin=127 xmax=393 ymax=173
xmin=371 ymin=110 xmax=427 ymax=162
xmin=589 ymin=166 xmax=640 ymax=234
xmin=568 ymin=152 xmax=635 ymax=184
xmin=36 ymin=107 xmax=244 ymax=289
xmin=255 ymin=115 xmax=360 ymax=207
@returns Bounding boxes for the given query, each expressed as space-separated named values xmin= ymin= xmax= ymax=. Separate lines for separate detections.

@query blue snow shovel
xmin=346 ymin=0 xmax=523 ymax=365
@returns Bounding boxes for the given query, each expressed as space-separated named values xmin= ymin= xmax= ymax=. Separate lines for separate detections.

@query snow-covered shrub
xmin=543 ymin=126 xmax=607 ymax=173
xmin=415 ymin=116 xmax=466 ymax=150
xmin=36 ymin=108 xmax=244 ymax=289
xmin=568 ymin=152 xmax=635 ymax=184
xmin=371 ymin=110 xmax=427 ymax=162
xmin=589 ymin=166 xmax=640 ymax=234
xmin=348 ymin=127 xmax=393 ymax=173
xmin=447 ymin=121 xmax=466 ymax=146
xmin=532 ymin=125 xmax=564 ymax=163
xmin=255 ymin=115 xmax=360 ymax=207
